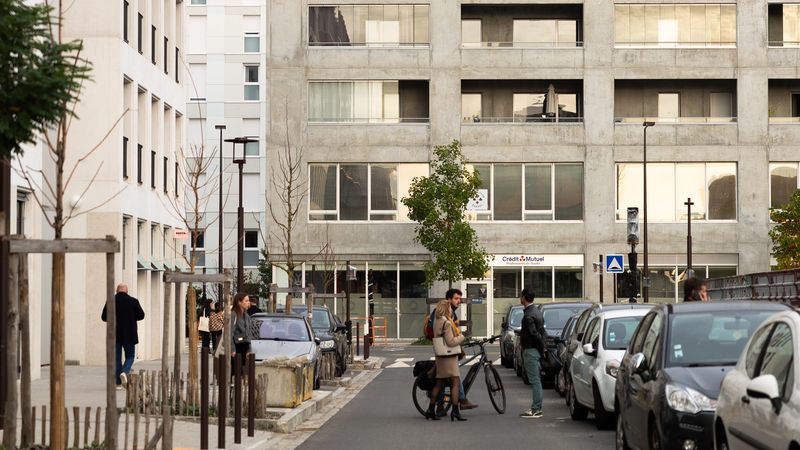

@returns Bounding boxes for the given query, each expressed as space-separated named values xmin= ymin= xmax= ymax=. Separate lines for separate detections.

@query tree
xmin=770 ymin=189 xmax=800 ymax=270
xmin=402 ymin=140 xmax=490 ymax=287
xmin=243 ymin=248 xmax=272 ymax=306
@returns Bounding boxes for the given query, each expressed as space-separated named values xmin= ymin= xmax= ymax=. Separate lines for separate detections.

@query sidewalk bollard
xmin=247 ymin=353 xmax=255 ymax=437
xmin=364 ymin=331 xmax=370 ymax=360
xmin=217 ymin=356 xmax=227 ymax=449
xmin=201 ymin=347 xmax=209 ymax=450
xmin=234 ymin=353 xmax=243 ymax=444
xmin=356 ymin=323 xmax=361 ymax=357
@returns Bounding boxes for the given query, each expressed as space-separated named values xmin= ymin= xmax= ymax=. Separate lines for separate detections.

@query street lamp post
xmin=225 ymin=137 xmax=257 ymax=293
xmin=685 ymin=197 xmax=694 ymax=278
xmin=642 ymin=121 xmax=655 ymax=303
xmin=215 ymin=125 xmax=226 ymax=300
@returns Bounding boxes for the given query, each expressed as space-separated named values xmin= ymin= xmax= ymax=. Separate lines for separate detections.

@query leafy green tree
xmin=0 ymin=0 xmax=88 ymax=156
xmin=244 ymin=248 xmax=273 ymax=306
xmin=402 ymin=140 xmax=490 ymax=287
xmin=770 ymin=190 xmax=800 ymax=270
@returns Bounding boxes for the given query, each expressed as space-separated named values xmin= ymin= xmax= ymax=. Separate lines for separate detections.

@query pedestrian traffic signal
xmin=618 ymin=270 xmax=640 ymax=299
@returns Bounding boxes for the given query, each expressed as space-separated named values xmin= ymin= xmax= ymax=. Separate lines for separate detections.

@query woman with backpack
xmin=427 ymin=299 xmax=467 ymax=421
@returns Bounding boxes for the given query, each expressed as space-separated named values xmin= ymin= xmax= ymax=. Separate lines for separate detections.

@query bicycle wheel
xmin=484 ymin=365 xmax=506 ymax=414
xmin=412 ymin=378 xmax=452 ymax=417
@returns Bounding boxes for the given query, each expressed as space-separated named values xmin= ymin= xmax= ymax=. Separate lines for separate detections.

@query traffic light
xmin=618 ymin=270 xmax=640 ymax=300
xmin=627 ymin=207 xmax=640 ymax=245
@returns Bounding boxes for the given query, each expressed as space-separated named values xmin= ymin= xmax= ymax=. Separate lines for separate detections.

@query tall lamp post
xmin=685 ymin=197 xmax=695 ymax=279
xmin=642 ymin=121 xmax=655 ymax=303
xmin=225 ymin=136 xmax=257 ymax=292
xmin=215 ymin=125 xmax=226 ymax=301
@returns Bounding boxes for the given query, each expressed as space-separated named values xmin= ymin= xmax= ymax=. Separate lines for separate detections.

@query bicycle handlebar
xmin=463 ymin=335 xmax=502 ymax=347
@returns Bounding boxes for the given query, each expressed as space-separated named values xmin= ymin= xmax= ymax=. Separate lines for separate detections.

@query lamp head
xmin=643 ymin=121 xmax=655 ymax=127
xmin=215 ymin=124 xmax=227 ymax=130
xmin=225 ymin=136 xmax=257 ymax=163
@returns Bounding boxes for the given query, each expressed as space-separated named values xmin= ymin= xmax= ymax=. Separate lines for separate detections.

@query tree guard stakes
xmin=3 ymin=236 xmax=119 ymax=450
xmin=162 ymin=269 xmax=233 ymax=450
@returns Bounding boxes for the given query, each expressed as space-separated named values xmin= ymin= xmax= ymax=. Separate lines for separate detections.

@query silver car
xmin=250 ymin=313 xmax=323 ymax=389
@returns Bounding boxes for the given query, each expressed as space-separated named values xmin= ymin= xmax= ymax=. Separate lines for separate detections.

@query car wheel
xmin=569 ymin=380 xmax=588 ymax=420
xmin=556 ymin=369 xmax=567 ymax=397
xmin=616 ymin=408 xmax=631 ymax=450
xmin=649 ymin=417 xmax=664 ymax=450
xmin=593 ymin=383 xmax=614 ymax=430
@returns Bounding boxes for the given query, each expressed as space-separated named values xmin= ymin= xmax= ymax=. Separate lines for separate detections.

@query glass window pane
xmin=462 ymin=93 xmax=482 ymax=122
xmin=760 ymin=324 xmax=794 ymax=403
xmin=525 ymin=164 xmax=551 ymax=213
xmin=690 ymin=5 xmax=706 ymax=44
xmin=383 ymin=5 xmax=400 ymax=44
xmin=676 ymin=5 xmax=691 ymax=45
xmin=338 ymin=5 xmax=354 ymax=44
xmin=706 ymin=5 xmax=721 ymax=44
xmin=244 ymin=85 xmax=259 ymax=101
xmin=352 ymin=6 xmax=368 ymax=45
xmin=399 ymin=5 xmax=414 ymax=45
xmin=398 ymin=163 xmax=428 ymax=220
xmin=340 ymin=165 xmax=368 ymax=220
xmin=676 ymin=164 xmax=706 ymax=220
xmin=555 ymin=268 xmax=583 ymax=299
xmin=658 ymin=93 xmax=680 ymax=120
xmin=413 ymin=5 xmax=429 ymax=45
xmin=658 ymin=5 xmax=677 ymax=45
xmin=514 ymin=20 xmax=555 ymax=45
xmin=366 ymin=5 xmax=383 ymax=44
xmin=710 ymin=92 xmax=733 ymax=118
xmin=244 ymin=141 xmax=259 ymax=156
xmin=771 ymin=163 xmax=799 ymax=208
xmin=467 ymin=164 xmax=492 ymax=220
xmin=382 ymin=81 xmax=399 ymax=122
xmin=650 ymin=163 xmax=677 ymax=221
xmin=462 ymin=19 xmax=482 ymax=47
xmin=370 ymin=264 xmax=398 ymax=338
xmin=630 ymin=5 xmax=645 ymax=45
xmin=242 ymin=174 xmax=259 ymax=211
xmin=369 ymin=81 xmax=383 ymax=122
xmin=615 ymin=5 xmax=631 ymax=44
xmin=557 ymin=93 xmax=578 ymax=119
xmin=494 ymin=164 xmax=522 ymax=220
xmin=554 ymin=164 xmax=583 ymax=220
xmin=524 ymin=268 xmax=552 ymax=300
xmin=617 ymin=163 xmax=643 ymax=220
xmin=244 ymin=35 xmax=259 ymax=52
xmin=352 ymin=81 xmax=368 ymax=122
xmin=493 ymin=268 xmax=521 ymax=299
xmin=244 ymin=230 xmax=258 ymax=248
xmin=558 ymin=20 xmax=577 ymax=46
xmin=309 ymin=165 xmax=337 ymax=212
xmin=399 ymin=264 xmax=427 ymax=338
xmin=513 ymin=93 xmax=545 ymax=122
xmin=644 ymin=5 xmax=660 ymax=44
xmin=720 ymin=5 xmax=736 ymax=45
xmin=371 ymin=165 xmax=397 ymax=212
xmin=708 ymin=266 xmax=737 ymax=279
xmin=245 ymin=65 xmax=258 ymax=82
xmin=707 ymin=163 xmax=737 ymax=220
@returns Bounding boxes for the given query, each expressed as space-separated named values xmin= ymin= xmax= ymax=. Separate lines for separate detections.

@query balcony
xmin=307 ymin=80 xmax=429 ymax=124
xmin=768 ymin=79 xmax=800 ymax=144
xmin=768 ymin=4 xmax=800 ymax=67
xmin=461 ymin=80 xmax=582 ymax=123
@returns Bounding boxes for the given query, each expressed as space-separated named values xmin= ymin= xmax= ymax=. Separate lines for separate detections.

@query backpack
xmin=423 ymin=313 xmax=435 ymax=340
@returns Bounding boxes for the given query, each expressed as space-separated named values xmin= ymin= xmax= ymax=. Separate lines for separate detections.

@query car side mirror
xmin=582 ymin=343 xmax=596 ymax=356
xmin=631 ymin=353 xmax=647 ymax=374
xmin=502 ymin=320 xmax=508 ymax=329
xmin=747 ymin=374 xmax=783 ymax=414
xmin=314 ymin=337 xmax=321 ymax=345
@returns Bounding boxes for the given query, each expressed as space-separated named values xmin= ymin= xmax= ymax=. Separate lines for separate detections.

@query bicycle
xmin=412 ymin=335 xmax=506 ymax=415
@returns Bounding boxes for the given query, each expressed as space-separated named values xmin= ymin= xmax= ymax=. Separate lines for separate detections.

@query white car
xmin=714 ymin=310 xmax=800 ymax=450
xmin=568 ymin=308 xmax=648 ymax=430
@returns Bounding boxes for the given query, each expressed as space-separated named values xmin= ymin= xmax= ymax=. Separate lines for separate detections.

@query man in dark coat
xmin=102 ymin=283 xmax=145 ymax=388
xmin=519 ymin=288 xmax=546 ymax=418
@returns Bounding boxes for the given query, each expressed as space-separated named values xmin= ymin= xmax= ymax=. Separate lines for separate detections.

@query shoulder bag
xmin=432 ymin=319 xmax=462 ymax=357
xmin=198 ymin=309 xmax=210 ymax=333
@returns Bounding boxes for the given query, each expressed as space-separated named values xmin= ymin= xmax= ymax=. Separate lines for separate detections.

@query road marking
xmin=429 ymin=357 xmax=435 ymax=360
xmin=493 ymin=358 xmax=502 ymax=366
xmin=386 ymin=360 xmax=411 ymax=368
xmin=396 ymin=358 xmax=414 ymax=362
xmin=464 ymin=358 xmax=479 ymax=366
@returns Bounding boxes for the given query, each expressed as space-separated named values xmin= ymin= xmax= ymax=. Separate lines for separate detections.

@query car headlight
xmin=319 ymin=340 xmax=335 ymax=350
xmin=665 ymin=383 xmax=717 ymax=414
xmin=605 ymin=360 xmax=620 ymax=378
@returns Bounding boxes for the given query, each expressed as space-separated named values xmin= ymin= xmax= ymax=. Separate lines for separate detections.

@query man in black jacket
xmin=102 ymin=283 xmax=145 ymax=388
xmin=519 ymin=288 xmax=546 ymax=418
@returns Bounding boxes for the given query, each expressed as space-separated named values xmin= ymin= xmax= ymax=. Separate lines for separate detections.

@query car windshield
xmin=509 ymin=308 xmax=524 ymax=327
xmin=544 ymin=307 xmax=584 ymax=330
xmin=604 ymin=316 xmax=645 ymax=350
xmin=256 ymin=317 xmax=311 ymax=342
xmin=311 ymin=311 xmax=331 ymax=330
xmin=667 ymin=310 xmax=776 ymax=367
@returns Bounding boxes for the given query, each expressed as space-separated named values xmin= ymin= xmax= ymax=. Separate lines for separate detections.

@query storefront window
xmin=399 ymin=264 xmax=428 ymax=338
xmin=370 ymin=264 xmax=398 ymax=338
xmin=524 ymin=268 xmax=553 ymax=300
xmin=554 ymin=268 xmax=582 ymax=299
xmin=493 ymin=269 xmax=521 ymax=332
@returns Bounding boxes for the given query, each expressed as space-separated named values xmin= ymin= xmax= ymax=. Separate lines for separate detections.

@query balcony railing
xmin=768 ymin=41 xmax=800 ymax=47
xmin=308 ymin=117 xmax=430 ymax=124
xmin=462 ymin=116 xmax=583 ymax=124
xmin=769 ymin=117 xmax=800 ymax=123
xmin=309 ymin=42 xmax=430 ymax=48
xmin=462 ymin=41 xmax=583 ymax=49
xmin=615 ymin=41 xmax=736 ymax=48
xmin=615 ymin=117 xmax=737 ymax=124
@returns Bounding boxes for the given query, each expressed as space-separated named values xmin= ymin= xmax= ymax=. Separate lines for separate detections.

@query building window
xmin=150 ymin=150 xmax=156 ymax=188
xmin=244 ymin=140 xmax=259 ymax=157
xmin=164 ymin=37 xmax=169 ymax=74
xmin=122 ymin=136 xmax=129 ymax=179
xmin=309 ymin=163 xmax=429 ymax=221
xmin=615 ymin=4 xmax=736 ymax=47
xmin=461 ymin=93 xmax=482 ymax=123
xmin=770 ymin=162 xmax=800 ymax=209
xmin=123 ymin=0 xmax=129 ymax=43
xmin=464 ymin=163 xmax=584 ymax=222
xmin=151 ymin=25 xmax=156 ymax=64
xmin=16 ymin=192 xmax=27 ymax=235
xmin=657 ymin=93 xmax=680 ymax=122
xmin=710 ymin=92 xmax=733 ymax=118
xmin=137 ymin=13 xmax=143 ymax=53
xmin=242 ymin=174 xmax=260 ymax=211
xmin=190 ymin=0 xmax=206 ymax=4
xmin=122 ymin=217 xmax=129 ymax=270
xmin=244 ymin=65 xmax=259 ymax=101
xmin=188 ymin=63 xmax=206 ymax=101
xmin=175 ymin=48 xmax=180 ymax=83
xmin=137 ymin=144 xmax=143 ymax=184
xmin=163 ymin=157 xmax=168 ymax=193
xmin=461 ymin=19 xmax=482 ymax=48
xmin=309 ymin=81 xmax=400 ymax=123
xmin=175 ymin=162 xmax=179 ymax=197
xmin=769 ymin=4 xmax=800 ymax=47
xmin=309 ymin=5 xmax=429 ymax=47
xmin=616 ymin=162 xmax=738 ymax=222
xmin=244 ymin=32 xmax=260 ymax=52
xmin=244 ymin=230 xmax=259 ymax=267
xmin=512 ymin=19 xmax=578 ymax=47
xmin=190 ymin=231 xmax=205 ymax=267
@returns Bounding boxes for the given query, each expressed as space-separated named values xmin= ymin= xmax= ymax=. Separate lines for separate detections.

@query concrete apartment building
xmin=184 ymin=0 xmax=269 ymax=286
xmin=7 ymin=0 xmax=189 ymax=372
xmin=264 ymin=0 xmax=800 ymax=340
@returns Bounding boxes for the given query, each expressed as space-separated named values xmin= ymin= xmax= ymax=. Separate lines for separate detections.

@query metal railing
xmin=769 ymin=117 xmax=800 ymax=123
xmin=707 ymin=269 xmax=800 ymax=306
xmin=615 ymin=41 xmax=736 ymax=48
xmin=308 ymin=117 xmax=430 ymax=124
xmin=462 ymin=116 xmax=583 ymax=124
xmin=309 ymin=41 xmax=429 ymax=48
xmin=768 ymin=41 xmax=800 ymax=47
xmin=461 ymin=41 xmax=583 ymax=48
xmin=615 ymin=117 xmax=737 ymax=124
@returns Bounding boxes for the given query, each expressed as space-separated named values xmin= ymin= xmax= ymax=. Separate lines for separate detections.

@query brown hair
xmin=434 ymin=299 xmax=452 ymax=319
xmin=233 ymin=292 xmax=249 ymax=318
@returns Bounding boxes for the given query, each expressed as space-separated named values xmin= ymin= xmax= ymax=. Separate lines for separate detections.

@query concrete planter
xmin=256 ymin=358 xmax=314 ymax=408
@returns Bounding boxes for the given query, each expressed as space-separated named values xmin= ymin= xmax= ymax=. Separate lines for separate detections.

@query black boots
xmin=425 ymin=404 xmax=440 ymax=420
xmin=450 ymin=405 xmax=467 ymax=422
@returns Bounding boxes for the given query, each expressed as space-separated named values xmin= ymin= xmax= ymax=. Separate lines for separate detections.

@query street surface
xmin=298 ymin=344 xmax=615 ymax=450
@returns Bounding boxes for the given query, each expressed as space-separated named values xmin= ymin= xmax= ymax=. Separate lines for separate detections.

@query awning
xmin=136 ymin=255 xmax=151 ymax=271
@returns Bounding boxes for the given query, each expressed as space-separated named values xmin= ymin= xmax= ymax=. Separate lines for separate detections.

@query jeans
xmin=436 ymin=380 xmax=465 ymax=404
xmin=523 ymin=348 xmax=543 ymax=411
xmin=116 ymin=342 xmax=136 ymax=385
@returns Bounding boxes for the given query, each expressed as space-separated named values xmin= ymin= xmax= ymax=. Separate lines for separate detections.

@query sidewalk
xmin=15 ymin=352 xmax=273 ymax=449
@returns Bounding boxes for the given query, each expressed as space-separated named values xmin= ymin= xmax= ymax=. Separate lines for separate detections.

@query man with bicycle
xmin=519 ymin=288 xmax=546 ymax=418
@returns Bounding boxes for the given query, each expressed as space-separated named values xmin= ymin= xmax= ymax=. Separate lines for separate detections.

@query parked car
xmin=500 ymin=305 xmax=524 ymax=368
xmin=562 ymin=303 xmax=653 ymax=401
xmin=568 ymin=308 xmax=649 ymax=429
xmin=715 ymin=309 xmax=800 ymax=450
xmin=250 ymin=313 xmax=323 ymax=389
xmin=278 ymin=305 xmax=349 ymax=377
xmin=615 ymin=302 xmax=790 ymax=450
xmin=513 ymin=302 xmax=590 ymax=384
xmin=555 ymin=313 xmax=581 ymax=396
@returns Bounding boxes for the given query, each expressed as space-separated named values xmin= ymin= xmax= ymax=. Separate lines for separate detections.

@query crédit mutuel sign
xmin=490 ymin=254 xmax=584 ymax=267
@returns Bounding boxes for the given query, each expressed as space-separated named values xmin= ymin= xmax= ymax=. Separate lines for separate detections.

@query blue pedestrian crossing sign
xmin=605 ymin=254 xmax=625 ymax=274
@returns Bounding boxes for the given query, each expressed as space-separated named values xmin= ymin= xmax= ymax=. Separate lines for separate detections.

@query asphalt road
xmin=298 ymin=344 xmax=616 ymax=450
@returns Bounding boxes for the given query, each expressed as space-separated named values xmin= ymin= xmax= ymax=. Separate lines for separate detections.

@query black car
xmin=500 ymin=305 xmax=524 ymax=368
xmin=555 ymin=313 xmax=581 ymax=396
xmin=615 ymin=301 xmax=791 ymax=450
xmin=562 ymin=303 xmax=653 ymax=401
xmin=279 ymin=305 xmax=349 ymax=376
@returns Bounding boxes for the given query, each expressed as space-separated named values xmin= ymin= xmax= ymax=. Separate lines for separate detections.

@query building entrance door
xmin=464 ymin=281 xmax=491 ymax=337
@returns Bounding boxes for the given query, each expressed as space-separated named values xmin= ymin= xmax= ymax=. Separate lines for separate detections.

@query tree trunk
xmin=172 ymin=285 xmax=180 ymax=411
xmin=20 ymin=255 xmax=32 ymax=447
xmin=161 ymin=282 xmax=172 ymax=450
xmin=3 ymin=254 xmax=19 ymax=450
xmin=50 ymin=251 xmax=66 ymax=450
xmin=186 ymin=287 xmax=198 ymax=406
